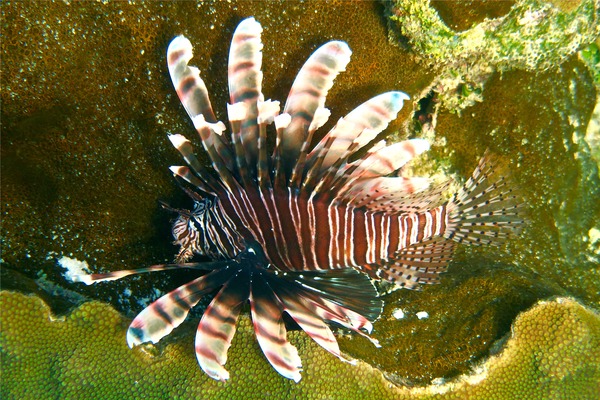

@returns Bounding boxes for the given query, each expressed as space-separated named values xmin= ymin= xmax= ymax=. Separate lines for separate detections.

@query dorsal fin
xmin=278 ymin=41 xmax=351 ymax=183
xmin=167 ymin=35 xmax=217 ymax=123
xmin=307 ymin=91 xmax=409 ymax=172
xmin=167 ymin=20 xmax=439 ymax=213
xmin=169 ymin=165 xmax=218 ymax=196
xmin=289 ymin=107 xmax=330 ymax=189
xmin=167 ymin=134 xmax=222 ymax=194
xmin=347 ymin=139 xmax=430 ymax=180
xmin=167 ymin=35 xmax=235 ymax=180
xmin=349 ymin=179 xmax=451 ymax=214
xmin=307 ymin=139 xmax=434 ymax=209
xmin=370 ymin=238 xmax=456 ymax=291
xmin=228 ymin=17 xmax=263 ymax=178
xmin=444 ymin=152 xmax=525 ymax=245
xmin=337 ymin=176 xmax=431 ymax=209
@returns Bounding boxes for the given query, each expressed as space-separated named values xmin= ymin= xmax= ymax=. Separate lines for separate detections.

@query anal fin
xmin=372 ymin=237 xmax=456 ymax=291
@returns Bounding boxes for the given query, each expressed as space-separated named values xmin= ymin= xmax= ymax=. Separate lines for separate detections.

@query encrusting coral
xmin=1 ymin=291 xmax=598 ymax=399
xmin=388 ymin=0 xmax=600 ymax=111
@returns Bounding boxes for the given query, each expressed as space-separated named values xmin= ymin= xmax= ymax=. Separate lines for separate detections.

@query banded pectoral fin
xmin=126 ymin=266 xmax=234 ymax=348
xmin=250 ymin=277 xmax=304 ymax=382
xmin=69 ymin=261 xmax=230 ymax=285
xmin=264 ymin=268 xmax=384 ymax=352
xmin=195 ymin=267 xmax=250 ymax=382
xmin=241 ymin=266 xmax=384 ymax=382
xmin=275 ymin=268 xmax=383 ymax=325
xmin=368 ymin=237 xmax=456 ymax=292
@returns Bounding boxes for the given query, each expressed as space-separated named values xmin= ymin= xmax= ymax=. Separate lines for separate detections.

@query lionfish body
xmin=75 ymin=18 xmax=523 ymax=382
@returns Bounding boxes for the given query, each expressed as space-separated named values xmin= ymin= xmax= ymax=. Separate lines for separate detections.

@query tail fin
xmin=444 ymin=152 xmax=525 ymax=246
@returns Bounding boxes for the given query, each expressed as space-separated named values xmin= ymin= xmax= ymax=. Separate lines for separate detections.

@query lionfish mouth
xmin=72 ymin=17 xmax=524 ymax=382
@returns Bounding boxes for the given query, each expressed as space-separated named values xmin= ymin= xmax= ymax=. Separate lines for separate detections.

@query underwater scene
xmin=1 ymin=0 xmax=599 ymax=399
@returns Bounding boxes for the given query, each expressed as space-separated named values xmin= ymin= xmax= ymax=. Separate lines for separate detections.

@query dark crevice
xmin=412 ymin=89 xmax=438 ymax=133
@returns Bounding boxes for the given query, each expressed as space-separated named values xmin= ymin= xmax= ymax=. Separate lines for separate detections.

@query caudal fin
xmin=444 ymin=152 xmax=526 ymax=246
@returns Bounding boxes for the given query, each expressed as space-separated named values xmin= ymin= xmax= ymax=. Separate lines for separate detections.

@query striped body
xmin=175 ymin=187 xmax=447 ymax=272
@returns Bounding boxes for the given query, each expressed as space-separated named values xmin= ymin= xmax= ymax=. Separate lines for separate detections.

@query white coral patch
xmin=392 ymin=308 xmax=405 ymax=319
xmin=416 ymin=311 xmax=429 ymax=319
xmin=58 ymin=256 xmax=92 ymax=282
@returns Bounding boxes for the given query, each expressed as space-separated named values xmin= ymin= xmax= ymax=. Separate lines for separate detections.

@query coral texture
xmin=2 ymin=292 xmax=598 ymax=399
xmin=388 ymin=0 xmax=599 ymax=110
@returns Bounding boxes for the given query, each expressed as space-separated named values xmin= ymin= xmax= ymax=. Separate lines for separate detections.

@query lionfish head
xmin=170 ymin=197 xmax=214 ymax=262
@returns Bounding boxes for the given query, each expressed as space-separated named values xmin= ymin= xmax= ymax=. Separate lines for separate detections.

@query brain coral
xmin=1 ymin=291 xmax=598 ymax=399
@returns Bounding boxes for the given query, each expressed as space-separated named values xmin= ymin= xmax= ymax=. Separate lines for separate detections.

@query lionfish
xmin=74 ymin=18 xmax=523 ymax=382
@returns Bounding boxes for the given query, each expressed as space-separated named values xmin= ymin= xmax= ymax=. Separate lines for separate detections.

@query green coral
xmin=2 ymin=292 xmax=598 ymax=399
xmin=447 ymin=297 xmax=600 ymax=399
xmin=580 ymin=42 xmax=600 ymax=85
xmin=0 ymin=291 xmax=399 ymax=399
xmin=388 ymin=0 xmax=600 ymax=111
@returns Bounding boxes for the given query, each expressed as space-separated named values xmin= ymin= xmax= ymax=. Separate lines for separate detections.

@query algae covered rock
xmin=1 ymin=291 xmax=598 ymax=399
xmin=361 ymin=0 xmax=600 ymax=386
xmin=387 ymin=0 xmax=599 ymax=111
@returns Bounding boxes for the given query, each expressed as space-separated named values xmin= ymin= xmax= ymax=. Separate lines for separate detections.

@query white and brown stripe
xmin=191 ymin=183 xmax=448 ymax=276
xmin=195 ymin=269 xmax=249 ymax=382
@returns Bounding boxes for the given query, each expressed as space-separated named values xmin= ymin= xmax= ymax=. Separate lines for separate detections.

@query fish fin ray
xmin=277 ymin=268 xmax=383 ymax=323
xmin=338 ymin=176 xmax=432 ymax=211
xmin=347 ymin=139 xmax=430 ymax=180
xmin=126 ymin=267 xmax=232 ymax=348
xmin=70 ymin=261 xmax=228 ymax=285
xmin=275 ymin=288 xmax=350 ymax=363
xmin=167 ymin=36 xmax=237 ymax=185
xmin=195 ymin=267 xmax=249 ymax=381
xmin=307 ymin=92 xmax=409 ymax=173
xmin=263 ymin=269 xmax=381 ymax=348
xmin=250 ymin=277 xmax=303 ymax=382
xmin=307 ymin=139 xmax=432 ymax=203
xmin=444 ymin=152 xmax=526 ymax=245
xmin=228 ymin=18 xmax=264 ymax=182
xmin=371 ymin=238 xmax=456 ymax=290
xmin=167 ymin=35 xmax=217 ymax=123
xmin=278 ymin=41 xmax=351 ymax=184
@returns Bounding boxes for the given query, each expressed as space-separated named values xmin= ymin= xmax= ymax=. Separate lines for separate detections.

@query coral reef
xmin=2 ymin=291 xmax=598 ymax=399
xmin=1 ymin=0 xmax=599 ymax=393
xmin=366 ymin=0 xmax=600 ymax=384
